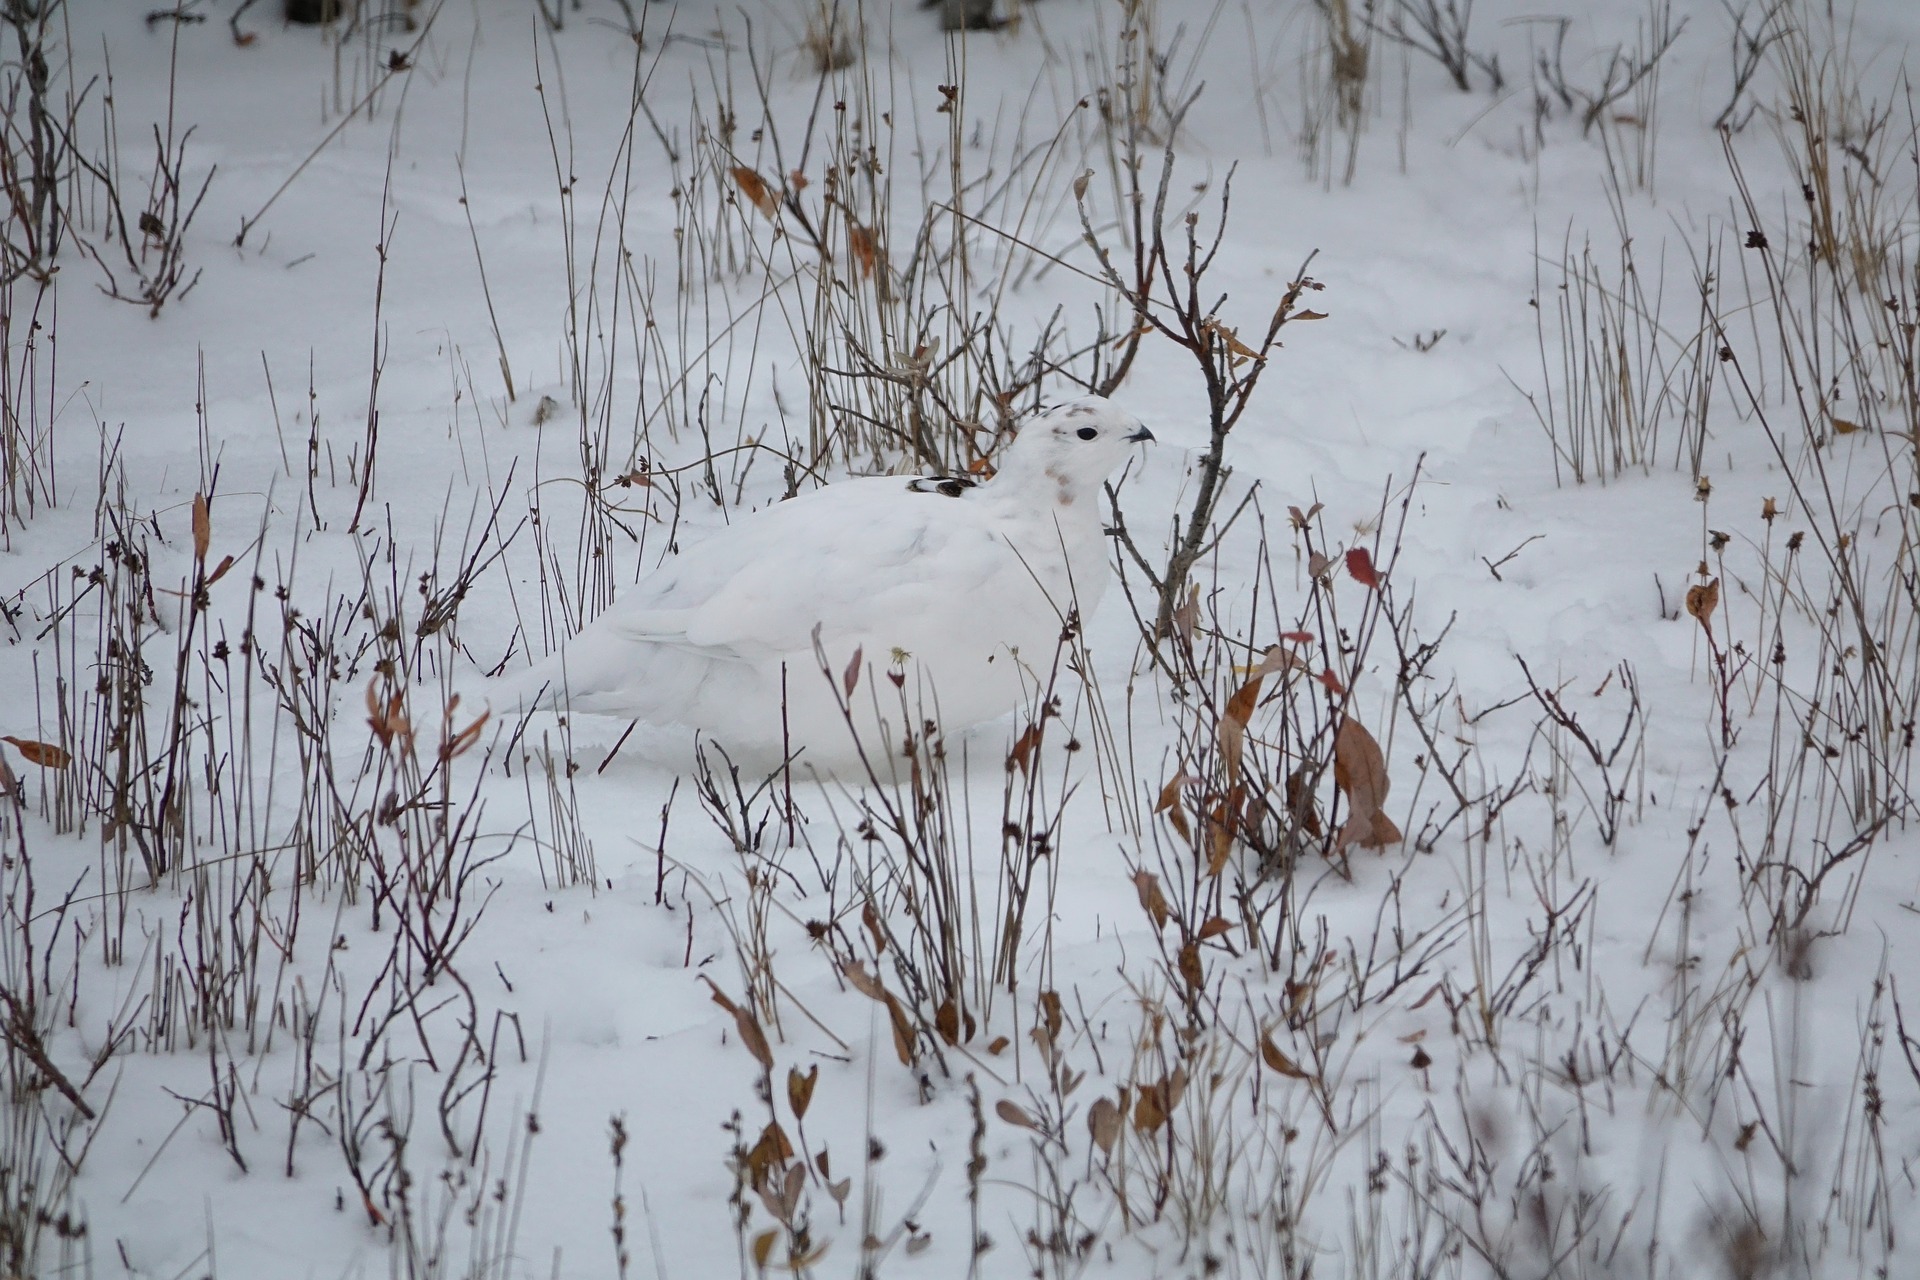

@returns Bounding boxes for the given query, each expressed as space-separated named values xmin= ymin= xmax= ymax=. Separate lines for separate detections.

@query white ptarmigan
xmin=490 ymin=397 xmax=1153 ymax=769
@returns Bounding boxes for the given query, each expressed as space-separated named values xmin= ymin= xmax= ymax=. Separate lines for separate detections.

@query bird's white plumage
xmin=489 ymin=397 xmax=1152 ymax=769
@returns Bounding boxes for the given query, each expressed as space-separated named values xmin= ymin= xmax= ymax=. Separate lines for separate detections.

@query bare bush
xmin=1369 ymin=0 xmax=1503 ymax=94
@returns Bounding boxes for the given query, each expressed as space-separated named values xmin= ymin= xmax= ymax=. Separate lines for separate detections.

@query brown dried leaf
xmin=842 ymin=960 xmax=887 ymax=1004
xmin=729 ymin=165 xmax=778 ymax=218
xmin=1207 ymin=319 xmax=1260 ymax=360
xmin=842 ymin=646 xmax=863 ymax=698
xmin=995 ymin=1099 xmax=1041 ymax=1131
xmin=191 ymin=492 xmax=210 ymax=563
xmin=440 ymin=710 xmax=491 ymax=763
xmin=860 ymin=900 xmax=886 ymax=954
xmin=842 ymin=962 xmax=916 ymax=1066
xmin=1832 ymin=417 xmax=1861 ymax=435
xmin=782 ymin=1163 xmax=806 ymax=1217
xmin=1218 ymin=717 xmax=1246 ymax=788
xmin=1259 ymin=1032 xmax=1314 ymax=1079
xmin=701 ymin=977 xmax=774 ymax=1071
xmin=1284 ymin=764 xmax=1324 ymax=838
xmin=1197 ymin=916 xmax=1234 ymax=941
xmin=1177 ymin=942 xmax=1205 ymax=990
xmin=934 ymin=998 xmax=974 ymax=1046
xmin=1250 ymin=644 xmax=1306 ymax=678
xmin=1155 ymin=774 xmax=1192 ymax=844
xmin=1210 ymin=785 xmax=1246 ymax=873
xmin=204 ymin=554 xmax=236 ymax=587
xmin=752 ymin=1230 xmax=779 ymax=1268
xmin=887 ymin=1011 xmax=915 ymax=1067
xmin=731 ymin=1013 xmax=777 ymax=1075
xmin=1307 ymin=551 xmax=1333 ymax=581
xmin=1132 ymin=870 xmax=1171 ymax=930
xmin=1171 ymin=583 xmax=1201 ymax=650
xmin=744 ymin=1121 xmax=794 ymax=1179
xmin=1207 ymin=809 xmax=1236 ymax=876
xmin=1333 ymin=717 xmax=1388 ymax=813
xmin=1685 ymin=577 xmax=1720 ymax=631
xmin=1220 ymin=673 xmax=1264 ymax=785
xmin=1333 ymin=717 xmax=1397 ymax=851
xmin=1087 ymin=1097 xmax=1121 ymax=1154
xmin=1132 ymin=1085 xmax=1166 ymax=1133
xmin=364 ymin=682 xmax=412 ymax=749
xmin=751 ymin=1169 xmax=789 ymax=1224
xmin=1008 ymin=722 xmax=1043 ymax=777
xmin=784 ymin=1231 xmax=829 ymax=1265
xmin=1367 ymin=811 xmax=1403 ymax=846
xmin=788 ymin=1065 xmax=818 ymax=1120
xmin=3 ymin=737 xmax=72 ymax=769
xmin=1224 ymin=675 xmax=1264 ymax=730
xmin=1038 ymin=990 xmax=1064 ymax=1040
xmin=848 ymin=220 xmax=879 ymax=279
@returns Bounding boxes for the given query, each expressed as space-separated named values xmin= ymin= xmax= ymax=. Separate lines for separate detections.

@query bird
xmin=488 ymin=397 xmax=1154 ymax=772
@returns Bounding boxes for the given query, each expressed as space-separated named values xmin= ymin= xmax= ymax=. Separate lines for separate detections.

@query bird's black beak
xmin=1127 ymin=424 xmax=1155 ymax=443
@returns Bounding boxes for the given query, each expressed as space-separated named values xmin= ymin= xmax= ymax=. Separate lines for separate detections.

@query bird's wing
xmin=595 ymin=477 xmax=1009 ymax=661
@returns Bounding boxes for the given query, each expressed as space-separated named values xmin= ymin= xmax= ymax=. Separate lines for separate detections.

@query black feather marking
xmin=907 ymin=475 xmax=978 ymax=497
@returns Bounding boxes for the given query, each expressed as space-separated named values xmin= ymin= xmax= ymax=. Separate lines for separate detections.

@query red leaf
xmin=1316 ymin=669 xmax=1345 ymax=695
xmin=1345 ymin=547 xmax=1378 ymax=588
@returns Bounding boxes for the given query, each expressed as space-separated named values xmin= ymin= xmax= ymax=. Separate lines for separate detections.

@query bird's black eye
xmin=1076 ymin=426 xmax=1099 ymax=441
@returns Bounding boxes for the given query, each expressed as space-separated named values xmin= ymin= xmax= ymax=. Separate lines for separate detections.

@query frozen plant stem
xmin=348 ymin=141 xmax=399 ymax=535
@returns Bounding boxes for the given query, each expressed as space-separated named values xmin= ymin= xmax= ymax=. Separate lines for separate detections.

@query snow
xmin=1 ymin=0 xmax=1917 ymax=1277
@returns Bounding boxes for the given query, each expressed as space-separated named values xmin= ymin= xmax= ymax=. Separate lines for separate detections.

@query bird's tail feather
xmin=481 ymin=660 xmax=562 ymax=715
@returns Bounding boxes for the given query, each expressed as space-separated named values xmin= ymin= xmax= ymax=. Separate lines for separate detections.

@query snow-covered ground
xmin=2 ymin=1 xmax=1917 ymax=1276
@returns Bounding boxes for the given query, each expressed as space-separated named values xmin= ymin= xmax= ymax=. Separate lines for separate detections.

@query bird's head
xmin=997 ymin=397 xmax=1154 ymax=508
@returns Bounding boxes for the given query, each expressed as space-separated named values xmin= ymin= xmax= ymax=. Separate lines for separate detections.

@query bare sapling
xmin=0 ymin=0 xmax=85 ymax=286
xmin=1077 ymin=101 xmax=1324 ymax=644
xmin=67 ymin=37 xmax=213 ymax=317
xmin=1367 ymin=0 xmax=1503 ymax=93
